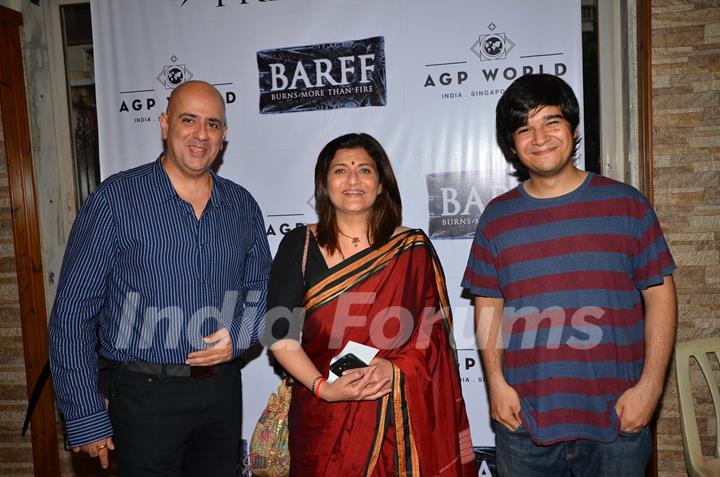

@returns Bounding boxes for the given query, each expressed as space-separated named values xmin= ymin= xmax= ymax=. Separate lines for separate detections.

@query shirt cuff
xmin=65 ymin=410 xmax=113 ymax=448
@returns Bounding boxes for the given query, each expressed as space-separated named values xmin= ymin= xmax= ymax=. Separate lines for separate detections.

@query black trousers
xmin=108 ymin=362 xmax=243 ymax=477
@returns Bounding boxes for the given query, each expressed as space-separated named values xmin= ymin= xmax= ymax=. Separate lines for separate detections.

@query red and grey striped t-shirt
xmin=462 ymin=172 xmax=676 ymax=444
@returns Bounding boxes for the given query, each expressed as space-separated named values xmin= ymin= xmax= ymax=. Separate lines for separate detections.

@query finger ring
xmin=96 ymin=443 xmax=107 ymax=451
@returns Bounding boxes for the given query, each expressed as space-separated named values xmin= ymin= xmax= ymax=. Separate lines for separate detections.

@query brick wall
xmin=652 ymin=1 xmax=720 ymax=475
xmin=0 ymin=106 xmax=34 ymax=475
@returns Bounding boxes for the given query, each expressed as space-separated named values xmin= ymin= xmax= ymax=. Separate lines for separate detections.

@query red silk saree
xmin=289 ymin=229 xmax=475 ymax=476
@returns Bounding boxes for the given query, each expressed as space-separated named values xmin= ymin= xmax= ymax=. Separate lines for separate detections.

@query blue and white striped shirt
xmin=48 ymin=158 xmax=272 ymax=447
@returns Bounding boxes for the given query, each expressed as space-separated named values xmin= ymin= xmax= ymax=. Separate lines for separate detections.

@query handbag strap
xmin=22 ymin=361 xmax=50 ymax=436
xmin=291 ymin=224 xmax=312 ymax=356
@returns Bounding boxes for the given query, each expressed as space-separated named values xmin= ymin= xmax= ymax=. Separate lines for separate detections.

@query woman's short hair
xmin=314 ymin=133 xmax=402 ymax=254
xmin=495 ymin=73 xmax=581 ymax=181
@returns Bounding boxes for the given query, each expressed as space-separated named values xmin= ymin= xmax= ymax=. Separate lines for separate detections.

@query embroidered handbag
xmin=248 ymin=379 xmax=292 ymax=477
xmin=249 ymin=226 xmax=311 ymax=476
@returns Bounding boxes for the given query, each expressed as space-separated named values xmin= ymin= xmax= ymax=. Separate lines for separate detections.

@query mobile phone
xmin=329 ymin=353 xmax=368 ymax=377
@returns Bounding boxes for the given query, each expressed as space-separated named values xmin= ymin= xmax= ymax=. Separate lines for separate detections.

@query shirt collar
xmin=152 ymin=154 xmax=231 ymax=209
xmin=152 ymin=155 xmax=178 ymax=203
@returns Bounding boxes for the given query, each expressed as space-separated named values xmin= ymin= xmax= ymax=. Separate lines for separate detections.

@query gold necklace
xmin=337 ymin=229 xmax=362 ymax=247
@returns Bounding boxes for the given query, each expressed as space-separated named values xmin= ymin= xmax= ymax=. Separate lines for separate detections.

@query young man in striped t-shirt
xmin=463 ymin=74 xmax=677 ymax=476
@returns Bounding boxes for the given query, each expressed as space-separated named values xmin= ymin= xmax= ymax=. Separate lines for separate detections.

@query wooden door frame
xmin=637 ymin=1 xmax=658 ymax=475
xmin=0 ymin=6 xmax=60 ymax=477
xmin=637 ymin=0 xmax=653 ymax=201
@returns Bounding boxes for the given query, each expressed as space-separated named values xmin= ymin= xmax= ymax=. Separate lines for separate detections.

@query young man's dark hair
xmin=495 ymin=73 xmax=582 ymax=181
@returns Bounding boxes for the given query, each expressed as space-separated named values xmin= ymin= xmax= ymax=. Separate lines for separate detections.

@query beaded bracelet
xmin=310 ymin=375 xmax=323 ymax=396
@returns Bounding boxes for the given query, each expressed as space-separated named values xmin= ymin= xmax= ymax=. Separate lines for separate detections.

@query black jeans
xmin=108 ymin=361 xmax=243 ymax=477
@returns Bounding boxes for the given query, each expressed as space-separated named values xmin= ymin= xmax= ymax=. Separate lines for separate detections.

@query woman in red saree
xmin=268 ymin=133 xmax=475 ymax=476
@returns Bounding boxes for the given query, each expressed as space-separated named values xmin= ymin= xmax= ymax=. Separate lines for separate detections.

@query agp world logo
xmin=423 ymin=20 xmax=567 ymax=102
xmin=471 ymin=23 xmax=515 ymax=61
xmin=156 ymin=55 xmax=194 ymax=90
xmin=117 ymin=56 xmax=236 ymax=126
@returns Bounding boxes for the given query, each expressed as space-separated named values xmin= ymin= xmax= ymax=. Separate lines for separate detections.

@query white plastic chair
xmin=675 ymin=338 xmax=720 ymax=477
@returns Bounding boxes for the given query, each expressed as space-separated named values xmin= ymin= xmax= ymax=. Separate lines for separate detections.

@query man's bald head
xmin=159 ymin=80 xmax=228 ymax=178
xmin=167 ymin=80 xmax=227 ymax=125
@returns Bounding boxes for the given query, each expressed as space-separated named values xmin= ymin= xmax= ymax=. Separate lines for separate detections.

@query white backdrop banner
xmin=92 ymin=0 xmax=583 ymax=472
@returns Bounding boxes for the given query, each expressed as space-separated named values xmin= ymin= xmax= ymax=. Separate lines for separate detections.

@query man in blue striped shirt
xmin=49 ymin=80 xmax=272 ymax=476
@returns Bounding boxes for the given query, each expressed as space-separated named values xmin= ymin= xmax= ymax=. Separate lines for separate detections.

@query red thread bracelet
xmin=314 ymin=378 xmax=326 ymax=398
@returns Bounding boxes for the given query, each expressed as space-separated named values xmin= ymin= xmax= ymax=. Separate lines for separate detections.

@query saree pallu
xmin=289 ymin=229 xmax=475 ymax=476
